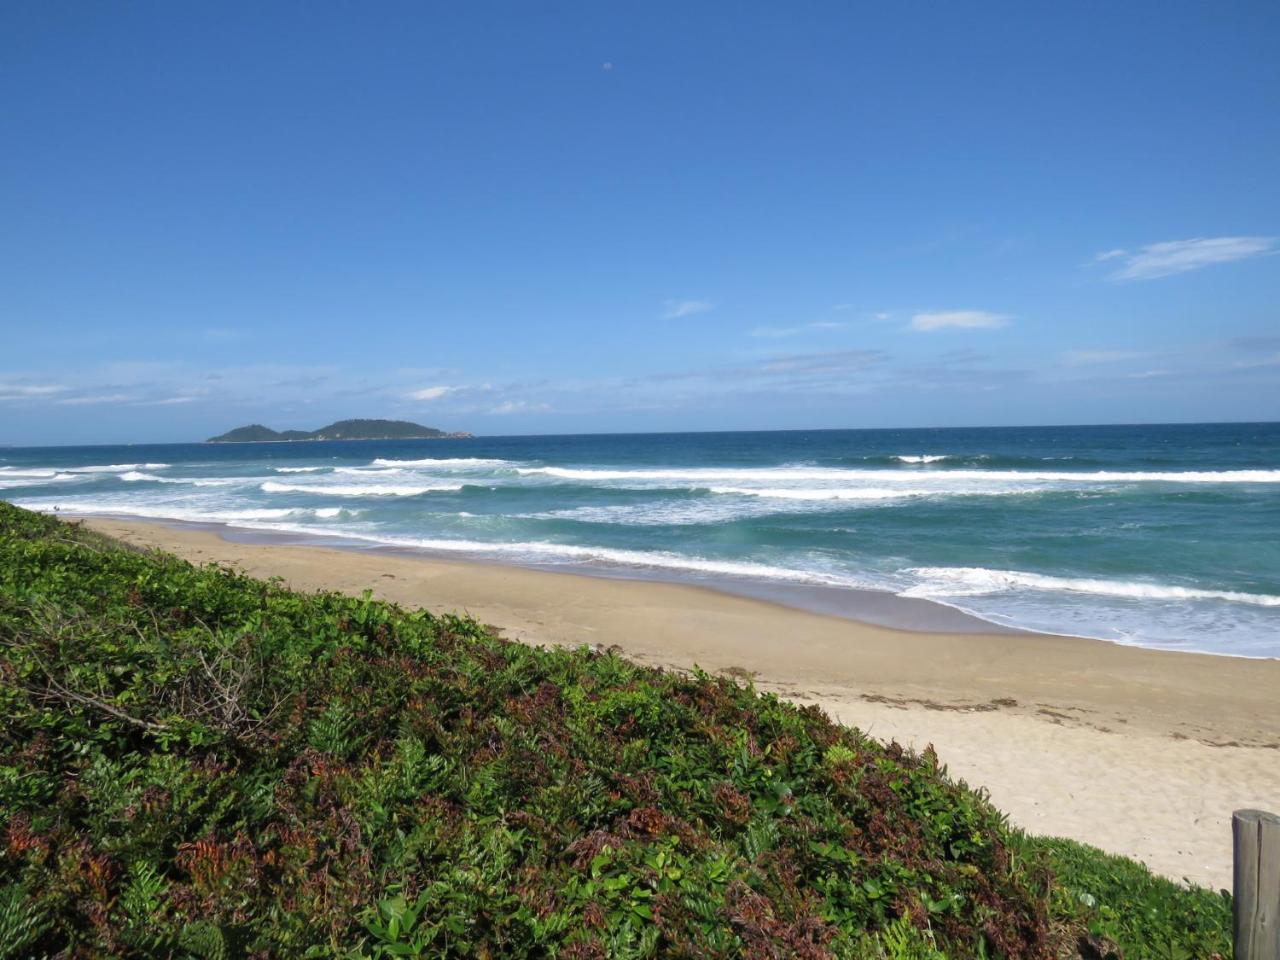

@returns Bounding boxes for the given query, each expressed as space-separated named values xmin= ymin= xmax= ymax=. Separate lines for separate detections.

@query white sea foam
xmin=901 ymin=567 xmax=1280 ymax=608
xmin=1 ymin=464 xmax=231 ymax=487
xmin=16 ymin=501 xmax=358 ymax=524
xmin=65 ymin=463 xmax=171 ymax=473
xmin=216 ymin=508 xmax=322 ymax=521
xmin=895 ymin=455 xmax=950 ymax=463
xmin=517 ymin=465 xmax=1280 ymax=484
xmin=220 ymin=524 xmax=862 ymax=588
xmin=710 ymin=486 xmax=919 ymax=501
xmin=260 ymin=480 xmax=461 ymax=497
xmin=334 ymin=466 xmax=404 ymax=475
xmin=371 ymin=457 xmax=513 ymax=469
xmin=0 ymin=469 xmax=80 ymax=487
xmin=0 ymin=467 xmax=62 ymax=478
xmin=113 ymin=472 xmax=252 ymax=487
xmin=526 ymin=498 xmax=786 ymax=526
xmin=273 ymin=466 xmax=327 ymax=473
xmin=708 ymin=485 xmax=1053 ymax=501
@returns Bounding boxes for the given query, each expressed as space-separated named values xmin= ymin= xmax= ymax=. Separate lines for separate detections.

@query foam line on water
xmin=901 ymin=567 xmax=1280 ymax=607
xmin=114 ymin=472 xmax=255 ymax=487
xmin=259 ymin=480 xmax=462 ymax=497
xmin=262 ymin=525 xmax=866 ymax=587
xmin=523 ymin=498 xmax=789 ymax=526
xmin=0 ymin=471 xmax=81 ymax=487
xmin=371 ymin=457 xmax=515 ymax=468
xmin=517 ymin=465 xmax=1280 ymax=483
xmin=64 ymin=463 xmax=171 ymax=473
xmin=0 ymin=467 xmax=63 ymax=478
xmin=21 ymin=501 xmax=854 ymax=586
xmin=17 ymin=501 xmax=358 ymax=523
xmin=704 ymin=486 xmax=1053 ymax=501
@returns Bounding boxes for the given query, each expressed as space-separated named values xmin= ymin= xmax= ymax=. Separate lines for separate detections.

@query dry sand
xmin=81 ymin=516 xmax=1280 ymax=890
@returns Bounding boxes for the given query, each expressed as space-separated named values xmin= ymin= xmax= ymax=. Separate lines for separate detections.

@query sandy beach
xmin=80 ymin=515 xmax=1280 ymax=890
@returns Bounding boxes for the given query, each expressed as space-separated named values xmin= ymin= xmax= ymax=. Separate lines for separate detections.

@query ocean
xmin=3 ymin=422 xmax=1278 ymax=658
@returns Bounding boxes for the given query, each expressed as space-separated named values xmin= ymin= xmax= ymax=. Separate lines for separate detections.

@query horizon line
xmin=3 ymin=417 xmax=1278 ymax=450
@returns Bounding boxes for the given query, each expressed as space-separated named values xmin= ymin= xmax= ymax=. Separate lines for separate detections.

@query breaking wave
xmin=260 ymin=480 xmax=462 ymax=497
xmin=65 ymin=463 xmax=171 ymax=473
xmin=517 ymin=465 xmax=1280 ymax=484
xmin=371 ymin=457 xmax=515 ymax=469
xmin=17 ymin=501 xmax=359 ymax=524
xmin=901 ymin=567 xmax=1280 ymax=608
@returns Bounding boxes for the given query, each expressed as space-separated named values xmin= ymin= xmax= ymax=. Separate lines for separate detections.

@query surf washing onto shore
xmin=4 ymin=422 xmax=1278 ymax=657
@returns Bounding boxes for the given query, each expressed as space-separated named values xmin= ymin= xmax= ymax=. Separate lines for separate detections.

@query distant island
xmin=206 ymin=419 xmax=473 ymax=443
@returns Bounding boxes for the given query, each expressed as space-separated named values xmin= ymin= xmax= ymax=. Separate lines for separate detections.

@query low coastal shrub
xmin=1021 ymin=835 xmax=1231 ymax=959
xmin=0 ymin=503 xmax=1229 ymax=958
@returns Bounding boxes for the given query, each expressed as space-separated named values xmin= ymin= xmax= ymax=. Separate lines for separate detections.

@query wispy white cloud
xmin=910 ymin=310 xmax=1010 ymax=332
xmin=489 ymin=399 xmax=551 ymax=415
xmin=55 ymin=393 xmax=136 ymax=406
xmin=661 ymin=299 xmax=713 ymax=320
xmin=1234 ymin=353 xmax=1280 ymax=370
xmin=749 ymin=320 xmax=848 ymax=338
xmin=141 ymin=395 xmax=201 ymax=406
xmin=647 ymin=349 xmax=890 ymax=391
xmin=407 ymin=385 xmax=458 ymax=401
xmin=1099 ymin=236 xmax=1276 ymax=281
xmin=751 ymin=309 xmax=899 ymax=338
xmin=1062 ymin=350 xmax=1147 ymax=366
xmin=0 ymin=382 xmax=66 ymax=401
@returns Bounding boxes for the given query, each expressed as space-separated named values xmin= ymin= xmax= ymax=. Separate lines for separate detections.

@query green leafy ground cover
xmin=0 ymin=503 xmax=1230 ymax=958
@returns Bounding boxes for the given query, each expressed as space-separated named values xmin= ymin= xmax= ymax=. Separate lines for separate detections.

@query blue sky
xmin=2 ymin=1 xmax=1278 ymax=444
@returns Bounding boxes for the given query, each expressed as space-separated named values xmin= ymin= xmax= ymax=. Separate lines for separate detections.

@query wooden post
xmin=1234 ymin=809 xmax=1280 ymax=960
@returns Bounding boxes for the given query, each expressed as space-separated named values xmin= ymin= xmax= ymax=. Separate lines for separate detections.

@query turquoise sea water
xmin=4 ymin=422 xmax=1278 ymax=657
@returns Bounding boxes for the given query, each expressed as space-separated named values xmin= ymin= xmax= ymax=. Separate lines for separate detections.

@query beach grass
xmin=0 ymin=503 xmax=1230 ymax=958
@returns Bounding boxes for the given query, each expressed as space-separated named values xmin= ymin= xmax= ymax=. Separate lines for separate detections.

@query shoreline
xmin=51 ymin=507 xmax=1277 ymax=658
xmin=164 ymin=515 xmax=1031 ymax=637
xmin=34 ymin=507 xmax=1047 ymax=637
xmin=69 ymin=516 xmax=1280 ymax=889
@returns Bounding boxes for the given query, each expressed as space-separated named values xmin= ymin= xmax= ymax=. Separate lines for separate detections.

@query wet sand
xmin=81 ymin=516 xmax=1280 ymax=890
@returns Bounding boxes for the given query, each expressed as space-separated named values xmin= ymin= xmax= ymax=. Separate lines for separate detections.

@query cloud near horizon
xmin=407 ymin=385 xmax=458 ymax=401
xmin=661 ymin=299 xmax=713 ymax=319
xmin=0 ymin=382 xmax=66 ymax=401
xmin=490 ymin=399 xmax=551 ymax=415
xmin=909 ymin=311 xmax=1010 ymax=332
xmin=1062 ymin=350 xmax=1148 ymax=366
xmin=1098 ymin=236 xmax=1275 ymax=281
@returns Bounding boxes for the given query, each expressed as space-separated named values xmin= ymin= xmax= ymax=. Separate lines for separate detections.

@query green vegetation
xmin=206 ymin=419 xmax=469 ymax=443
xmin=203 ymin=424 xmax=313 ymax=443
xmin=1022 ymin=837 xmax=1230 ymax=960
xmin=0 ymin=503 xmax=1230 ymax=958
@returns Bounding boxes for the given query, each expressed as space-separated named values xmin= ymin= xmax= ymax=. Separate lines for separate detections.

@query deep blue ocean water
xmin=4 ymin=422 xmax=1278 ymax=657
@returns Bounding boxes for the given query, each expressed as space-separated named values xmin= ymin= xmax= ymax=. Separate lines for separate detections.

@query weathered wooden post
xmin=1234 ymin=809 xmax=1280 ymax=960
